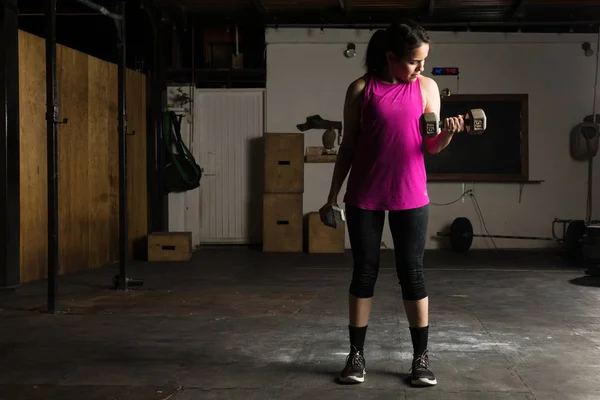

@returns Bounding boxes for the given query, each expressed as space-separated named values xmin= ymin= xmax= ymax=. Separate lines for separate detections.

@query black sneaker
xmin=338 ymin=346 xmax=366 ymax=383
xmin=410 ymin=349 xmax=437 ymax=386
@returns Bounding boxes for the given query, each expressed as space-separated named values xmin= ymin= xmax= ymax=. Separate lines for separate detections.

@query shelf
xmin=427 ymin=179 xmax=545 ymax=183
xmin=305 ymin=154 xmax=337 ymax=163
xmin=427 ymin=173 xmax=544 ymax=183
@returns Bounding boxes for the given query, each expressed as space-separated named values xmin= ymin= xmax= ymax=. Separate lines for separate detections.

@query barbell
xmin=437 ymin=217 xmax=589 ymax=257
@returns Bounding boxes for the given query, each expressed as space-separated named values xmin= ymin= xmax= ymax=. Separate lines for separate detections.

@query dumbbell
xmin=421 ymin=108 xmax=487 ymax=138
xmin=320 ymin=205 xmax=346 ymax=229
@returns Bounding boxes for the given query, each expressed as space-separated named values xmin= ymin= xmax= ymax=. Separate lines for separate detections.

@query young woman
xmin=319 ymin=20 xmax=464 ymax=387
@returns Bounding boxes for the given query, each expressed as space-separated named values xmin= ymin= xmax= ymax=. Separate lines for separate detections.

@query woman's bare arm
xmin=421 ymin=76 xmax=463 ymax=154
xmin=326 ymin=77 xmax=365 ymax=204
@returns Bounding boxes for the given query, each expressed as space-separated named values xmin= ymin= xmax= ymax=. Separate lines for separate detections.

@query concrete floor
xmin=1 ymin=247 xmax=599 ymax=400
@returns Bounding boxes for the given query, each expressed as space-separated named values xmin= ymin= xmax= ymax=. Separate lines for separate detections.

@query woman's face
xmin=386 ymin=43 xmax=429 ymax=83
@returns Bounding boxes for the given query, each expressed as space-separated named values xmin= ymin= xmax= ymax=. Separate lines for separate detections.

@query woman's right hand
xmin=319 ymin=200 xmax=338 ymax=223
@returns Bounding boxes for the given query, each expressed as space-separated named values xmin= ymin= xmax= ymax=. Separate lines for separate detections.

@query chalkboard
xmin=424 ymin=94 xmax=529 ymax=182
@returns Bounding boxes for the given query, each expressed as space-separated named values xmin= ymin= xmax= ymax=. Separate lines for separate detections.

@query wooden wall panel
xmin=18 ymin=30 xmax=48 ymax=282
xmin=18 ymin=31 xmax=149 ymax=283
xmin=57 ymin=44 xmax=90 ymax=275
xmin=87 ymin=56 xmax=117 ymax=269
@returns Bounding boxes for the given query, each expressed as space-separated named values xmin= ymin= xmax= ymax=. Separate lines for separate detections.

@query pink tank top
xmin=343 ymin=75 xmax=429 ymax=211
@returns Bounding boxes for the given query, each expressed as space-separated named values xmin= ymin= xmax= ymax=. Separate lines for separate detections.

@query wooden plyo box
xmin=308 ymin=212 xmax=345 ymax=253
xmin=263 ymin=193 xmax=303 ymax=252
xmin=147 ymin=232 xmax=192 ymax=261
xmin=264 ymin=133 xmax=304 ymax=193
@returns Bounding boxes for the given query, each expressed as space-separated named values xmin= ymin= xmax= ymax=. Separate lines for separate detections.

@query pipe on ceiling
xmin=266 ymin=20 xmax=600 ymax=29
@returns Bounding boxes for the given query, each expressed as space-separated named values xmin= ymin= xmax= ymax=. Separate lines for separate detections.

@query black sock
xmin=349 ymin=325 xmax=367 ymax=353
xmin=409 ymin=326 xmax=429 ymax=357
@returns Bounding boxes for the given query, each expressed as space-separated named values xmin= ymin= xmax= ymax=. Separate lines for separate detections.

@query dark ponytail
xmin=364 ymin=29 xmax=389 ymax=76
xmin=364 ymin=20 xmax=430 ymax=77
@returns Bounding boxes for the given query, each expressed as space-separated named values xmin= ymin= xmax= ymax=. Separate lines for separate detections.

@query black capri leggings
xmin=345 ymin=203 xmax=429 ymax=301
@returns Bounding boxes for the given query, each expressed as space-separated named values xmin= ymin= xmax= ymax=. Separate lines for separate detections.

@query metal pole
xmin=70 ymin=0 xmax=129 ymax=290
xmin=72 ymin=0 xmax=123 ymax=20
xmin=19 ymin=13 xmax=105 ymax=17
xmin=68 ymin=0 xmax=129 ymax=289
xmin=0 ymin=0 xmax=21 ymax=290
xmin=471 ymin=233 xmax=555 ymax=241
xmin=46 ymin=0 xmax=59 ymax=313
xmin=117 ymin=0 xmax=128 ymax=291
xmin=155 ymin=13 xmax=169 ymax=231
xmin=585 ymin=25 xmax=600 ymax=226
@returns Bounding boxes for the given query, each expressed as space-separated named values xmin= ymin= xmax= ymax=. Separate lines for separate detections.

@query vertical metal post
xmin=146 ymin=9 xmax=168 ymax=233
xmin=46 ymin=0 xmax=59 ymax=312
xmin=157 ymin=18 xmax=168 ymax=230
xmin=117 ymin=0 xmax=128 ymax=291
xmin=71 ymin=0 xmax=129 ymax=290
xmin=0 ymin=0 xmax=20 ymax=290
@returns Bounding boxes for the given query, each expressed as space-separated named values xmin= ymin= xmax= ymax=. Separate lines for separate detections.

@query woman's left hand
xmin=443 ymin=115 xmax=465 ymax=134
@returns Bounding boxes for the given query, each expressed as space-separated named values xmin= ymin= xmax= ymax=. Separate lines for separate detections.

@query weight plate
xmin=450 ymin=217 xmax=474 ymax=252
xmin=565 ymin=220 xmax=586 ymax=263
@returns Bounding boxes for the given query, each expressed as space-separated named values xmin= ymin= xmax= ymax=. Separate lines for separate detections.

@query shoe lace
xmin=345 ymin=348 xmax=364 ymax=370
xmin=410 ymin=350 xmax=430 ymax=371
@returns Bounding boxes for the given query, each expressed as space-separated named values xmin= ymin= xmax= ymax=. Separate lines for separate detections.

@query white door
xmin=194 ymin=89 xmax=265 ymax=245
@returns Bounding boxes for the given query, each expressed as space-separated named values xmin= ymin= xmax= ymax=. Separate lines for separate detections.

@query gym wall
xmin=265 ymin=28 xmax=600 ymax=250
xmin=18 ymin=30 xmax=148 ymax=283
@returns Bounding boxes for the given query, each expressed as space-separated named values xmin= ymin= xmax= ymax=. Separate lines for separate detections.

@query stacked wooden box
xmin=147 ymin=231 xmax=192 ymax=261
xmin=307 ymin=212 xmax=345 ymax=253
xmin=263 ymin=133 xmax=304 ymax=252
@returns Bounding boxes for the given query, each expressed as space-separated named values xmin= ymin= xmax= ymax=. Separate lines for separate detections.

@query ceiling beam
xmin=267 ymin=19 xmax=600 ymax=31
xmin=183 ymin=4 xmax=600 ymax=31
